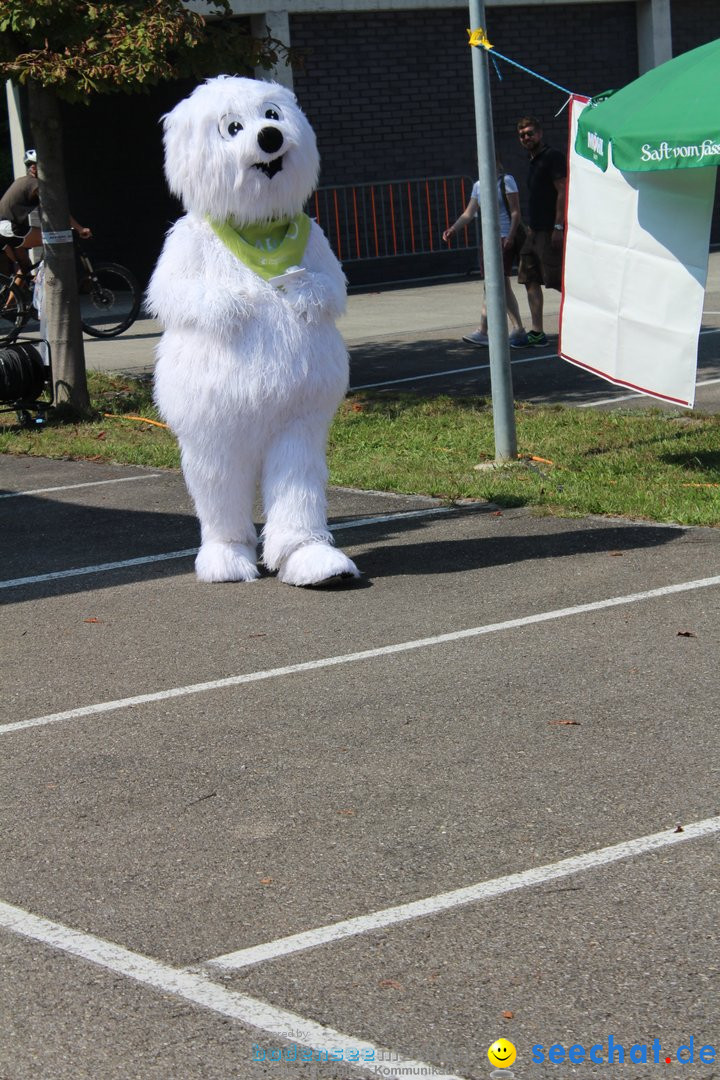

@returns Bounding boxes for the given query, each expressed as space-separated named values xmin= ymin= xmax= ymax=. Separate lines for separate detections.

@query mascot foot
xmin=195 ymin=541 xmax=259 ymax=583
xmin=278 ymin=543 xmax=360 ymax=588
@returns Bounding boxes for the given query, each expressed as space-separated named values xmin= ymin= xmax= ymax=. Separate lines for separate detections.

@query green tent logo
xmin=587 ymin=131 xmax=604 ymax=157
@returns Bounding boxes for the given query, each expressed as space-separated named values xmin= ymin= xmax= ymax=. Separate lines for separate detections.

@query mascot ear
xmin=161 ymin=96 xmax=199 ymax=202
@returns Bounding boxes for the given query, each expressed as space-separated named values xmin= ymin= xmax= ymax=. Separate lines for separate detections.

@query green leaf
xmin=0 ymin=0 xmax=287 ymax=100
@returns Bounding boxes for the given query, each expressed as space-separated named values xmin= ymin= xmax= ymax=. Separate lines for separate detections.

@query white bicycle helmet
xmin=23 ymin=149 xmax=37 ymax=165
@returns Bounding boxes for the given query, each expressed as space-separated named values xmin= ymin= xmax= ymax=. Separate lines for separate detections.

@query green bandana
xmin=208 ymin=213 xmax=311 ymax=281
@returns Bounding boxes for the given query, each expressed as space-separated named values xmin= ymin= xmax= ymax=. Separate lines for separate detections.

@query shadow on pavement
xmin=357 ymin=521 xmax=684 ymax=577
xmin=1 ymin=493 xmax=683 ymax=604
xmin=348 ymin=332 xmax=720 ymax=408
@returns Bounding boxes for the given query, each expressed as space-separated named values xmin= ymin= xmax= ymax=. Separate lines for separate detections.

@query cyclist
xmin=0 ymin=149 xmax=92 ymax=277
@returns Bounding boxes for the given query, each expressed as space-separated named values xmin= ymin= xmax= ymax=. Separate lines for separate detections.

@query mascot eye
xmin=219 ymin=114 xmax=244 ymax=140
xmin=264 ymin=103 xmax=283 ymax=121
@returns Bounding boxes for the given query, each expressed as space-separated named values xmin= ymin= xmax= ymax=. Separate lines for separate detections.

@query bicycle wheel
xmin=79 ymin=262 xmax=141 ymax=338
xmin=0 ymin=275 xmax=30 ymax=346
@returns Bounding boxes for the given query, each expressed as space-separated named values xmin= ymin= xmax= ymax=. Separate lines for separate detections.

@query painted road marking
xmin=2 ymin=574 xmax=718 ymax=736
xmin=0 ymin=548 xmax=200 ymax=591
xmin=0 ymin=474 xmax=163 ymax=500
xmin=351 ymin=352 xmax=545 ymax=390
xmin=579 ymin=376 xmax=720 ymax=408
xmin=0 ymin=506 xmax=453 ymax=592
xmin=350 ymin=326 xmax=720 ymax=393
xmin=0 ymin=899 xmax=467 ymax=1080
xmin=207 ymin=814 xmax=720 ymax=971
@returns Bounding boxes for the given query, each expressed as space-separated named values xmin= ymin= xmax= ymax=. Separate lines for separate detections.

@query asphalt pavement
xmin=1 ymin=257 xmax=719 ymax=1080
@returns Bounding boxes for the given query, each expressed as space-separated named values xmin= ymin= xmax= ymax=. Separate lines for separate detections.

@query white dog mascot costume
xmin=148 ymin=76 xmax=360 ymax=587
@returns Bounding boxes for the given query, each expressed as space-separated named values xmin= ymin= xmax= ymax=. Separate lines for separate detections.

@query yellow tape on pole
xmin=467 ymin=27 xmax=493 ymax=49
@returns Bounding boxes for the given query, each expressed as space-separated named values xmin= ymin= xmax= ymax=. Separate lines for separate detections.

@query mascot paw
xmin=196 ymin=541 xmax=259 ymax=583
xmin=278 ymin=543 xmax=360 ymax=588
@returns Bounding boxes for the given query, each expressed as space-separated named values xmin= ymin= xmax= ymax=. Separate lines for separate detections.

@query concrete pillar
xmin=636 ymin=0 xmax=672 ymax=73
xmin=251 ymin=11 xmax=294 ymax=89
xmin=5 ymin=81 xmax=26 ymax=179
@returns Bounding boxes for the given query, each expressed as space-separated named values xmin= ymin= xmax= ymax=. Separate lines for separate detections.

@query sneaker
xmin=462 ymin=330 xmax=489 ymax=346
xmin=509 ymin=330 xmax=529 ymax=348
xmin=527 ymin=330 xmax=549 ymax=347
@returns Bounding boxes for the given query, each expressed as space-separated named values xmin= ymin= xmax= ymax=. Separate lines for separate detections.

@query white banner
xmin=560 ymin=95 xmax=717 ymax=408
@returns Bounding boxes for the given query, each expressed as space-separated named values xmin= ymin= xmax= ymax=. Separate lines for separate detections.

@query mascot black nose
xmin=257 ymin=126 xmax=284 ymax=154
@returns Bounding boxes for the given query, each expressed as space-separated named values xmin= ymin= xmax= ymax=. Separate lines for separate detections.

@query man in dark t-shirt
xmin=0 ymin=173 xmax=39 ymax=235
xmin=0 ymin=150 xmax=41 ymax=273
xmin=0 ymin=149 xmax=91 ymax=275
xmin=514 ymin=116 xmax=567 ymax=347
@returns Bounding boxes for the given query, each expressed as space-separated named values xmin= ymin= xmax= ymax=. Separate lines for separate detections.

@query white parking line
xmin=578 ymin=375 xmax=720 ymax=408
xmin=332 ymin=505 xmax=452 ymax=529
xmin=2 ymin=574 xmax=718 ymax=736
xmin=0 ymin=506 xmax=453 ymax=592
xmin=207 ymin=814 xmax=720 ymax=971
xmin=0 ymin=548 xmax=200 ymax=590
xmin=351 ymin=352 xmax=547 ymax=390
xmin=0 ymin=899 xmax=467 ymax=1080
xmin=350 ymin=325 xmax=720 ymax=393
xmin=0 ymin=474 xmax=163 ymax=499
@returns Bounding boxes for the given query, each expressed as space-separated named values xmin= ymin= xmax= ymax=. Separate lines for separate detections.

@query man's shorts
xmin=0 ymin=220 xmax=28 ymax=248
xmin=517 ymin=229 xmax=563 ymax=291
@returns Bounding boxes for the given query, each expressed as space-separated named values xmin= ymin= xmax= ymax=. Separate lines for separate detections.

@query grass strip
xmin=0 ymin=373 xmax=718 ymax=527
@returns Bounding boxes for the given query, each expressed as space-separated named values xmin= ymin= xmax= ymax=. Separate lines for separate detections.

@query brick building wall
xmin=55 ymin=2 xmax=717 ymax=286
xmin=292 ymin=4 xmax=639 ymax=186
xmin=290 ymin=4 xmax=639 ymax=279
xmin=671 ymin=0 xmax=720 ymax=55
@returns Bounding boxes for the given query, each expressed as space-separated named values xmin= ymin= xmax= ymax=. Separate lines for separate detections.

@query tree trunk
xmin=27 ymin=80 xmax=89 ymax=414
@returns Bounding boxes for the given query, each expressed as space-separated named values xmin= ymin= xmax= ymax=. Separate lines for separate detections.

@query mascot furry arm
xmin=148 ymin=216 xmax=347 ymax=333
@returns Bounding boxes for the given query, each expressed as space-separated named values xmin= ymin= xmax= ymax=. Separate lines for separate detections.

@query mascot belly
xmin=148 ymin=76 xmax=360 ymax=587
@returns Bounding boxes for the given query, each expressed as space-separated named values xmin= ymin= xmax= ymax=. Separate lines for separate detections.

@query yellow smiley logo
xmin=488 ymin=1039 xmax=517 ymax=1068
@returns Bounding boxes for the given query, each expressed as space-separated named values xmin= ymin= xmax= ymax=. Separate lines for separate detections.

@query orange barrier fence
xmin=309 ymin=176 xmax=479 ymax=263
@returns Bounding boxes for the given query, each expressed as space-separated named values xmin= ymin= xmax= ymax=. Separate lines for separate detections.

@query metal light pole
xmin=468 ymin=0 xmax=517 ymax=461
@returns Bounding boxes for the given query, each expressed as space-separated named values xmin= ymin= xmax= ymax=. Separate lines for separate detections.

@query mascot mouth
xmin=253 ymin=156 xmax=284 ymax=179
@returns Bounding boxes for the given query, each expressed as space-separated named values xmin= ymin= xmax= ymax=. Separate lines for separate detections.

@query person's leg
xmin=526 ymin=231 xmax=562 ymax=344
xmin=538 ymin=231 xmax=563 ymax=295
xmin=16 ymin=227 xmax=42 ymax=271
xmin=504 ymin=276 xmax=524 ymax=333
xmin=516 ymin=236 xmax=545 ymax=336
xmin=2 ymin=235 xmax=31 ymax=276
xmin=0 ymin=224 xmax=22 ymax=271
xmin=479 ymin=287 xmax=488 ymax=333
xmin=466 ymin=246 xmax=525 ymax=346
xmin=462 ymin=286 xmax=489 ymax=345
xmin=525 ymin=281 xmax=544 ymax=333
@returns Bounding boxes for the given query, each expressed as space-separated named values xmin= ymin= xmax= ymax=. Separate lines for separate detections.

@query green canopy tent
xmin=575 ymin=36 xmax=720 ymax=173
xmin=559 ymin=40 xmax=719 ymax=408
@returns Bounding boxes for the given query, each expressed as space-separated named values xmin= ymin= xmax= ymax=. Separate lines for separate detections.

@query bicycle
xmin=0 ymin=236 xmax=142 ymax=345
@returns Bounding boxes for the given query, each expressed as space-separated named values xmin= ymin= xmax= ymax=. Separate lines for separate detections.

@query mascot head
xmin=162 ymin=76 xmax=320 ymax=226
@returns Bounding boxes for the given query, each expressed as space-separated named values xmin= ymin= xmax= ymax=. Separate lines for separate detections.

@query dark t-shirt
xmin=526 ymin=145 xmax=566 ymax=231
xmin=0 ymin=175 xmax=40 ymax=232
